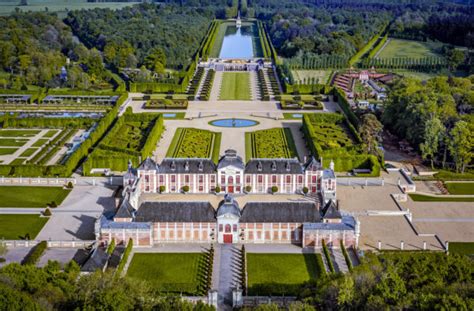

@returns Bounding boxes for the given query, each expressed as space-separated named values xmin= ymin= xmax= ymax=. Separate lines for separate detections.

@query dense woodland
xmin=0 ymin=252 xmax=472 ymax=310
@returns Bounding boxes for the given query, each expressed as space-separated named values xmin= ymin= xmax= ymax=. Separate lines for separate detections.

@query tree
xmin=359 ymin=113 xmax=383 ymax=155
xmin=446 ymin=49 xmax=465 ymax=70
xmin=420 ymin=117 xmax=444 ymax=169
xmin=144 ymin=47 xmax=166 ymax=73
xmin=448 ymin=120 xmax=473 ymax=173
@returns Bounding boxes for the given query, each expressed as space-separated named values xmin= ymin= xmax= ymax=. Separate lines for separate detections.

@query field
xmin=291 ymin=70 xmax=333 ymax=85
xmin=245 ymin=128 xmax=298 ymax=160
xmin=219 ymin=72 xmax=251 ymax=100
xmin=127 ymin=253 xmax=206 ymax=295
xmin=0 ymin=214 xmax=49 ymax=239
xmin=377 ymin=38 xmax=444 ymax=59
xmin=0 ymin=0 xmax=139 ymax=16
xmin=408 ymin=193 xmax=474 ymax=202
xmin=445 ymin=183 xmax=474 ymax=195
xmin=0 ymin=186 xmax=71 ymax=207
xmin=247 ymin=253 xmax=324 ymax=296
xmin=166 ymin=128 xmax=221 ymax=163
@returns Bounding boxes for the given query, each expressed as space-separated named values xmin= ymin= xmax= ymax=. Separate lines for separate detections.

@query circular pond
xmin=209 ymin=118 xmax=259 ymax=128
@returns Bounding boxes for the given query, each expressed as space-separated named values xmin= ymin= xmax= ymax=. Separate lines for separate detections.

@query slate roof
xmin=217 ymin=194 xmax=241 ymax=218
xmin=135 ymin=201 xmax=216 ymax=222
xmin=321 ymin=200 xmax=341 ymax=219
xmin=138 ymin=157 xmax=158 ymax=171
xmin=304 ymin=156 xmax=321 ymax=171
xmin=245 ymin=158 xmax=303 ymax=174
xmin=218 ymin=149 xmax=245 ymax=170
xmin=81 ymin=247 xmax=109 ymax=272
xmin=322 ymin=169 xmax=335 ymax=179
xmin=240 ymin=201 xmax=320 ymax=223
xmin=114 ymin=199 xmax=135 ymax=219
xmin=159 ymin=158 xmax=216 ymax=174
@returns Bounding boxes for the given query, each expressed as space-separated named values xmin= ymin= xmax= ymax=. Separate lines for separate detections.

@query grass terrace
xmin=247 ymin=253 xmax=324 ymax=296
xmin=377 ymin=38 xmax=444 ymax=59
xmin=127 ymin=253 xmax=206 ymax=295
xmin=0 ymin=138 xmax=28 ymax=147
xmin=0 ymin=129 xmax=40 ymax=137
xmin=166 ymin=128 xmax=221 ymax=163
xmin=0 ymin=214 xmax=48 ymax=240
xmin=408 ymin=193 xmax=474 ymax=202
xmin=245 ymin=128 xmax=298 ymax=160
xmin=444 ymin=183 xmax=474 ymax=195
xmin=0 ymin=186 xmax=71 ymax=207
xmin=0 ymin=148 xmax=18 ymax=155
xmin=219 ymin=72 xmax=251 ymax=100
xmin=291 ymin=70 xmax=333 ymax=85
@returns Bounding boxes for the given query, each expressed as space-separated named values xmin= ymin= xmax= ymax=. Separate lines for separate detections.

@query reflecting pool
xmin=209 ymin=118 xmax=258 ymax=128
xmin=219 ymin=25 xmax=256 ymax=59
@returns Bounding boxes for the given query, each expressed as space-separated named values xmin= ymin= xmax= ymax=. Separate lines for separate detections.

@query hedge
xmin=368 ymin=33 xmax=389 ymax=59
xmin=116 ymin=238 xmax=133 ymax=277
xmin=322 ymin=240 xmax=335 ymax=273
xmin=106 ymin=238 xmax=116 ymax=255
xmin=22 ymin=240 xmax=47 ymax=265
xmin=340 ymin=240 xmax=353 ymax=272
xmin=331 ymin=87 xmax=360 ymax=129
xmin=283 ymin=82 xmax=332 ymax=95
xmin=348 ymin=23 xmax=388 ymax=66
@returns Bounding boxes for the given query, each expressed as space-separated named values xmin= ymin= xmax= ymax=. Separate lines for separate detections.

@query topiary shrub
xmin=49 ymin=201 xmax=57 ymax=208
xmin=22 ymin=241 xmax=47 ymax=265
xmin=43 ymin=208 xmax=52 ymax=217
xmin=182 ymin=185 xmax=190 ymax=193
xmin=271 ymin=186 xmax=278 ymax=194
xmin=302 ymin=187 xmax=309 ymax=195
xmin=67 ymin=181 xmax=74 ymax=189
xmin=159 ymin=185 xmax=166 ymax=193
xmin=245 ymin=185 xmax=252 ymax=193
xmin=215 ymin=186 xmax=221 ymax=193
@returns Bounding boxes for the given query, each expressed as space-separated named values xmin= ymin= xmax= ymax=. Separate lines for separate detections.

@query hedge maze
xmin=246 ymin=128 xmax=298 ymax=160
xmin=166 ymin=128 xmax=221 ymax=163
xmin=84 ymin=112 xmax=164 ymax=173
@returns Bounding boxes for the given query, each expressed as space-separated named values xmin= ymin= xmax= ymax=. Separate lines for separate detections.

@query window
xmin=171 ymin=175 xmax=176 ymax=183
xmin=199 ymin=175 xmax=203 ymax=183
xmin=225 ymin=224 xmax=231 ymax=233
xmin=246 ymin=176 xmax=251 ymax=183
xmin=286 ymin=175 xmax=291 ymax=183
xmin=272 ymin=175 xmax=277 ymax=183
xmin=185 ymin=175 xmax=190 ymax=183
xmin=312 ymin=176 xmax=317 ymax=183
xmin=211 ymin=175 xmax=215 ymax=183
xmin=159 ymin=175 xmax=164 ymax=183
xmin=199 ymin=186 xmax=203 ymax=192
xmin=145 ymin=175 xmax=149 ymax=182
xmin=221 ymin=176 xmax=225 ymax=184
xmin=258 ymin=175 xmax=263 ymax=183
xmin=236 ymin=176 xmax=240 ymax=184
xmin=298 ymin=175 xmax=303 ymax=183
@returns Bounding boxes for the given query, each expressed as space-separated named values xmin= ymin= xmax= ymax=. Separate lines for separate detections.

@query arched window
xmin=225 ymin=224 xmax=231 ymax=233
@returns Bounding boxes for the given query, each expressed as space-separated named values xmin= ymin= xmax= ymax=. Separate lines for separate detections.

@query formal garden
xmin=126 ymin=251 xmax=213 ymax=295
xmin=83 ymin=111 xmax=164 ymax=173
xmin=219 ymin=72 xmax=251 ymax=100
xmin=302 ymin=113 xmax=380 ymax=175
xmin=245 ymin=128 xmax=298 ymax=160
xmin=0 ymin=214 xmax=49 ymax=240
xmin=246 ymin=253 xmax=325 ymax=296
xmin=166 ymin=128 xmax=221 ymax=163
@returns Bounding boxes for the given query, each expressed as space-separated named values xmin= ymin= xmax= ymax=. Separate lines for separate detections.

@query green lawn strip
xmin=0 ymin=138 xmax=28 ymax=147
xmin=0 ymin=130 xmax=40 ymax=137
xmin=245 ymin=132 xmax=252 ymax=162
xmin=0 ymin=148 xmax=18 ymax=155
xmin=167 ymin=128 xmax=220 ymax=159
xmin=445 ymin=183 xmax=474 ymax=195
xmin=9 ymin=158 xmax=25 ymax=165
xmin=43 ymin=130 xmax=59 ymax=138
xmin=32 ymin=139 xmax=50 ymax=147
xmin=0 ymin=214 xmax=49 ymax=240
xmin=449 ymin=242 xmax=474 ymax=255
xmin=127 ymin=253 xmax=205 ymax=295
xmin=247 ymin=253 xmax=323 ymax=296
xmin=283 ymin=113 xmax=304 ymax=120
xmin=211 ymin=132 xmax=222 ymax=164
xmin=219 ymin=72 xmax=251 ymax=100
xmin=408 ymin=193 xmax=474 ymax=202
xmin=0 ymin=186 xmax=71 ymax=207
xmin=19 ymin=148 xmax=38 ymax=157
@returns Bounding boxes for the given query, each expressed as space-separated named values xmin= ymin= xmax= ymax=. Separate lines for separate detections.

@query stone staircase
xmin=330 ymin=248 xmax=349 ymax=273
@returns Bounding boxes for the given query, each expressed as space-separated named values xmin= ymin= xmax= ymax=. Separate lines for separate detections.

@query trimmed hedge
xmin=116 ymin=238 xmax=133 ymax=277
xmin=106 ymin=238 xmax=116 ymax=255
xmin=322 ymin=240 xmax=335 ymax=273
xmin=22 ymin=240 xmax=47 ymax=265
xmin=340 ymin=240 xmax=353 ymax=272
xmin=348 ymin=23 xmax=388 ymax=66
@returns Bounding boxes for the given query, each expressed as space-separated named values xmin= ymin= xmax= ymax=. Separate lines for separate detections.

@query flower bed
xmin=246 ymin=127 xmax=298 ymax=159
xmin=166 ymin=128 xmax=221 ymax=162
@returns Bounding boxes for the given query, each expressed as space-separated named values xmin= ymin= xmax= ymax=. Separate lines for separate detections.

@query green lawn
xmin=166 ymin=128 xmax=221 ymax=163
xmin=9 ymin=158 xmax=25 ymax=165
xmin=19 ymin=148 xmax=38 ymax=157
xmin=0 ymin=130 xmax=40 ymax=137
xmin=247 ymin=253 xmax=324 ymax=296
xmin=449 ymin=242 xmax=474 ymax=256
xmin=0 ymin=214 xmax=49 ymax=240
xmin=219 ymin=72 xmax=251 ymax=100
xmin=0 ymin=186 xmax=71 ymax=207
xmin=408 ymin=193 xmax=474 ymax=202
xmin=283 ymin=113 xmax=304 ymax=120
xmin=0 ymin=148 xmax=18 ymax=155
xmin=32 ymin=139 xmax=50 ymax=147
xmin=43 ymin=130 xmax=59 ymax=138
xmin=291 ymin=70 xmax=333 ymax=85
xmin=246 ymin=128 xmax=298 ymax=160
xmin=127 ymin=253 xmax=206 ymax=295
xmin=0 ymin=138 xmax=28 ymax=147
xmin=445 ymin=183 xmax=474 ymax=195
xmin=377 ymin=38 xmax=444 ymax=59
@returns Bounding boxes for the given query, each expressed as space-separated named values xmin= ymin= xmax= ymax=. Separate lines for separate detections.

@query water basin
xmin=219 ymin=25 xmax=258 ymax=59
xmin=163 ymin=113 xmax=176 ymax=118
xmin=292 ymin=114 xmax=303 ymax=118
xmin=209 ymin=118 xmax=259 ymax=128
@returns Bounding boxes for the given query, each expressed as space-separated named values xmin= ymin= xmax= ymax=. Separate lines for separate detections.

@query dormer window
xmin=257 ymin=161 xmax=262 ymax=171
xmin=170 ymin=161 xmax=176 ymax=171
xmin=286 ymin=161 xmax=291 ymax=172
xmin=198 ymin=161 xmax=204 ymax=172
xmin=271 ymin=161 xmax=277 ymax=171
xmin=184 ymin=161 xmax=189 ymax=171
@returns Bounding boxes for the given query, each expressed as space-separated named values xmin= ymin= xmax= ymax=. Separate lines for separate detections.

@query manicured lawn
xmin=408 ymin=193 xmax=474 ymax=202
xmin=0 ymin=214 xmax=48 ymax=240
xmin=0 ymin=129 xmax=40 ymax=137
xmin=0 ymin=138 xmax=28 ymax=147
xmin=449 ymin=242 xmax=474 ymax=255
xmin=0 ymin=148 xmax=18 ymax=155
xmin=291 ymin=70 xmax=333 ymax=84
xmin=377 ymin=38 xmax=444 ymax=59
xmin=32 ymin=139 xmax=49 ymax=147
xmin=283 ymin=113 xmax=304 ymax=120
xmin=246 ymin=128 xmax=298 ymax=160
xmin=247 ymin=253 xmax=324 ymax=296
xmin=166 ymin=128 xmax=221 ymax=163
xmin=0 ymin=186 xmax=71 ymax=207
xmin=9 ymin=158 xmax=25 ymax=165
xmin=219 ymin=72 xmax=251 ymax=100
xmin=127 ymin=253 xmax=206 ymax=295
xmin=19 ymin=148 xmax=38 ymax=157
xmin=43 ymin=130 xmax=59 ymax=138
xmin=445 ymin=183 xmax=474 ymax=195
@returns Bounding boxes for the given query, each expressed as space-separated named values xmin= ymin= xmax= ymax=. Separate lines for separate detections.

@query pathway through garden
xmin=216 ymin=244 xmax=240 ymax=310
